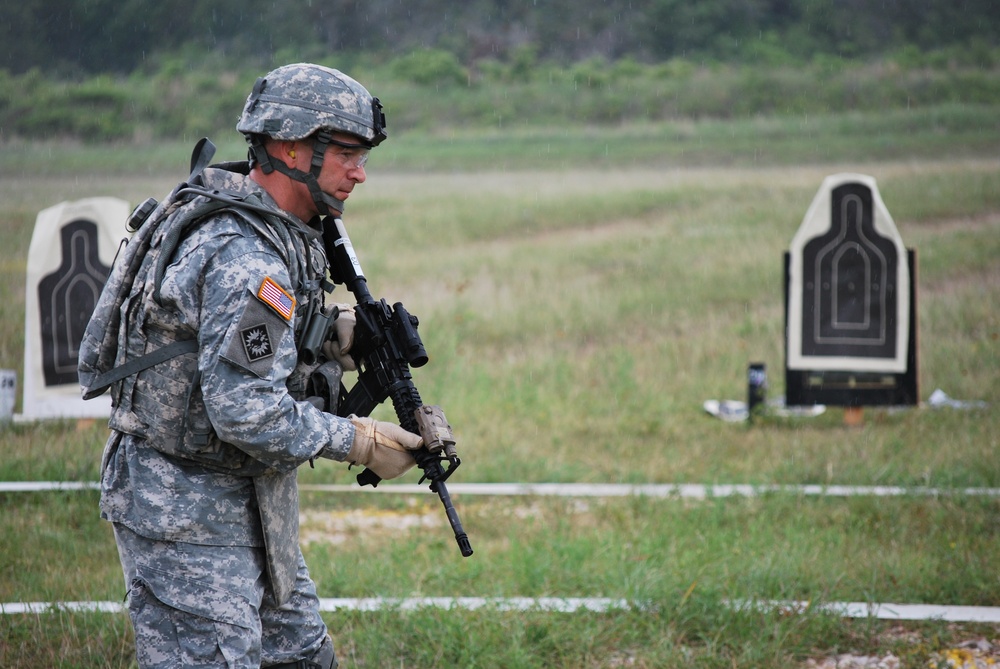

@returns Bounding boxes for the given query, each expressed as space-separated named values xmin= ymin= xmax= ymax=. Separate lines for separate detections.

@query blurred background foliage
xmin=1 ymin=0 xmax=999 ymax=142
xmin=3 ymin=0 xmax=998 ymax=76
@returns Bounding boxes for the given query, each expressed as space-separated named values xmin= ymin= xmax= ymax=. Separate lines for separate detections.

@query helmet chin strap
xmin=251 ymin=130 xmax=346 ymax=216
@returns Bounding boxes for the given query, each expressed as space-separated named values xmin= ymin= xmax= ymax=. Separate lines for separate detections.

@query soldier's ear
xmin=280 ymin=141 xmax=299 ymax=166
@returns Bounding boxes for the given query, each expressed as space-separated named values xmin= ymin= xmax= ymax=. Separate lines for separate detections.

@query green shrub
xmin=569 ymin=56 xmax=610 ymax=89
xmin=5 ymin=53 xmax=1000 ymax=142
xmin=390 ymin=48 xmax=468 ymax=87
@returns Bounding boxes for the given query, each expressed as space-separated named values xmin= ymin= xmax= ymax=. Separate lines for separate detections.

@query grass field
xmin=1 ymin=105 xmax=998 ymax=667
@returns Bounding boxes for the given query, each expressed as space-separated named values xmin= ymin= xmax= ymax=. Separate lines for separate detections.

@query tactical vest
xmin=79 ymin=139 xmax=328 ymax=475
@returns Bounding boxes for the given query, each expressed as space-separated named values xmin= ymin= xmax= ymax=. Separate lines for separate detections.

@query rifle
xmin=311 ymin=217 xmax=473 ymax=558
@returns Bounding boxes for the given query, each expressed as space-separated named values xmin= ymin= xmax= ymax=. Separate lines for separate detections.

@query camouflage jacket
xmin=99 ymin=162 xmax=354 ymax=603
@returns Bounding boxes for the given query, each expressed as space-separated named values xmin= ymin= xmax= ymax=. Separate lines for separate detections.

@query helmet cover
xmin=237 ymin=63 xmax=386 ymax=146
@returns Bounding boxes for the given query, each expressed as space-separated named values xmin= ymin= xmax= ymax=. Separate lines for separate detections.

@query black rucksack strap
xmin=89 ymin=339 xmax=198 ymax=393
xmin=188 ymin=137 xmax=217 ymax=182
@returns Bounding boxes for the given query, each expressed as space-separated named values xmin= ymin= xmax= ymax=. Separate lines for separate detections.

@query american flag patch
xmin=257 ymin=277 xmax=296 ymax=321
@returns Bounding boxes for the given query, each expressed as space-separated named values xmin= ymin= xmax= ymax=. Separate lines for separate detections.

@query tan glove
xmin=321 ymin=303 xmax=357 ymax=371
xmin=345 ymin=415 xmax=423 ymax=479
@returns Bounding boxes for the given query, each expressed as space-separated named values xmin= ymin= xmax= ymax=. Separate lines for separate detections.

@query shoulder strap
xmin=150 ymin=183 xmax=319 ymax=303
xmin=188 ymin=137 xmax=217 ymax=182
xmin=150 ymin=196 xmax=243 ymax=304
xmin=88 ymin=339 xmax=198 ymax=392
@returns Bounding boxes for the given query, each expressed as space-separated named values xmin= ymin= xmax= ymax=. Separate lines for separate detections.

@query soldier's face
xmin=315 ymin=133 xmax=368 ymax=207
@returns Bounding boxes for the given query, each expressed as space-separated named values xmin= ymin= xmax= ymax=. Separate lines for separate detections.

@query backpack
xmin=78 ymin=138 xmax=287 ymax=401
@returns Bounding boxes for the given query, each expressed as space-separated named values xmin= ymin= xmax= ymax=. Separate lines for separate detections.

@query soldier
xmin=93 ymin=63 xmax=421 ymax=668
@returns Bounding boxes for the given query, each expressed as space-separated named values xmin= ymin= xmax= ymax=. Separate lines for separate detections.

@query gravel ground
xmin=805 ymin=635 xmax=1000 ymax=668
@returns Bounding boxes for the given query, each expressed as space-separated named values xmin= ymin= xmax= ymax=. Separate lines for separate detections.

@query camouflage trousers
xmin=113 ymin=523 xmax=333 ymax=668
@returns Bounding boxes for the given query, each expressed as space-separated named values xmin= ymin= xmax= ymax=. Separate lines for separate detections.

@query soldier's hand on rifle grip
xmin=321 ymin=303 xmax=357 ymax=371
xmin=346 ymin=415 xmax=423 ymax=479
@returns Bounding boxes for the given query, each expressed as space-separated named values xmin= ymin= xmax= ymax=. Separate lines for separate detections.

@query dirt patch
xmin=299 ymin=507 xmax=443 ymax=547
xmin=805 ymin=654 xmax=901 ymax=668
xmin=804 ymin=627 xmax=1000 ymax=669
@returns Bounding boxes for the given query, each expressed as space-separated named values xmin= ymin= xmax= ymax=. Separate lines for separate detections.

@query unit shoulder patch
xmin=240 ymin=323 xmax=274 ymax=362
xmin=256 ymin=276 xmax=296 ymax=321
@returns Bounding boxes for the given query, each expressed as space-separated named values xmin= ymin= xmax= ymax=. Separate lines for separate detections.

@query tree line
xmin=3 ymin=0 xmax=998 ymax=76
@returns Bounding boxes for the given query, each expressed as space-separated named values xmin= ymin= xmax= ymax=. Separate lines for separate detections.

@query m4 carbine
xmin=313 ymin=217 xmax=473 ymax=558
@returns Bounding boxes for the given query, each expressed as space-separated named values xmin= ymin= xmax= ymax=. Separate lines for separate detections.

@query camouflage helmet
xmin=237 ymin=63 xmax=386 ymax=147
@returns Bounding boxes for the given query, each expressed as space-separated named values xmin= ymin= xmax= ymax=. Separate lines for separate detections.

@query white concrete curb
xmin=6 ymin=598 xmax=1000 ymax=622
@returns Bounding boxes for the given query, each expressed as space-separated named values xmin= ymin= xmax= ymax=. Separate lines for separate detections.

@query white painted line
xmin=2 ymin=601 xmax=125 ymax=614
xmin=729 ymin=600 xmax=1000 ymax=623
xmin=5 ymin=481 xmax=1000 ymax=498
xmin=0 ymin=481 xmax=100 ymax=492
xmin=6 ymin=598 xmax=1000 ymax=622
xmin=828 ymin=602 xmax=1000 ymax=622
xmin=303 ymin=482 xmax=1000 ymax=499
xmin=315 ymin=597 xmax=636 ymax=613
xmin=0 ymin=598 xmax=633 ymax=615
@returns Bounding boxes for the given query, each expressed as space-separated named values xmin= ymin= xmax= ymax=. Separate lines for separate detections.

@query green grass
xmin=1 ymin=107 xmax=998 ymax=667
xmin=3 ymin=490 xmax=1000 ymax=667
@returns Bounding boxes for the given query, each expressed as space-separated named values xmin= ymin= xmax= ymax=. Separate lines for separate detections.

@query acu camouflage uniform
xmin=99 ymin=162 xmax=351 ymax=667
xmin=82 ymin=62 xmax=389 ymax=668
